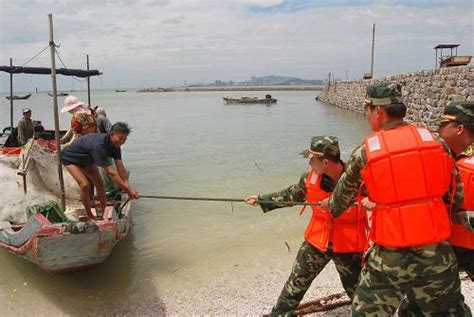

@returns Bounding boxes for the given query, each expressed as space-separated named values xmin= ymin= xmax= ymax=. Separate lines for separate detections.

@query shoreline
xmin=137 ymin=85 xmax=323 ymax=93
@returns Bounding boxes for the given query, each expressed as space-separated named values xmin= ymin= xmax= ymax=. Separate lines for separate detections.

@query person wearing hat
xmin=321 ymin=82 xmax=470 ymax=315
xmin=245 ymin=136 xmax=367 ymax=316
xmin=438 ymin=101 xmax=474 ymax=278
xmin=17 ymin=108 xmax=34 ymax=146
xmin=60 ymin=95 xmax=97 ymax=146
xmin=398 ymin=102 xmax=474 ymax=315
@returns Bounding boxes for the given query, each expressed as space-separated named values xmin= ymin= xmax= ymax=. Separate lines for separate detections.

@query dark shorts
xmin=61 ymin=157 xmax=94 ymax=168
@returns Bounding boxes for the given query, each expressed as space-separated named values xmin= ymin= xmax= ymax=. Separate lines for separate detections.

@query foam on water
xmin=0 ymin=162 xmax=58 ymax=223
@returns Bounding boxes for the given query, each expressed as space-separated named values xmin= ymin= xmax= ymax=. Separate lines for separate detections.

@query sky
xmin=0 ymin=0 xmax=472 ymax=92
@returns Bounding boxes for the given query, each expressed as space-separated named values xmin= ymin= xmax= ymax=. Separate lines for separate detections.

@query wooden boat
xmin=115 ymin=89 xmax=127 ymax=92
xmin=440 ymin=56 xmax=472 ymax=67
xmin=0 ymin=15 xmax=115 ymax=272
xmin=0 ymin=194 xmax=131 ymax=272
xmin=223 ymin=94 xmax=277 ymax=104
xmin=48 ymin=92 xmax=68 ymax=97
xmin=0 ymin=138 xmax=132 ymax=272
xmin=5 ymin=94 xmax=32 ymax=100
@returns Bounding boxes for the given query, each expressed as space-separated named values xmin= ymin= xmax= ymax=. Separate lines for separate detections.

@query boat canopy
xmin=0 ymin=65 xmax=101 ymax=78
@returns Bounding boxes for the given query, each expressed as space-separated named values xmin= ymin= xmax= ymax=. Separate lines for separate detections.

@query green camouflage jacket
xmin=258 ymin=170 xmax=339 ymax=213
xmin=328 ymin=120 xmax=464 ymax=275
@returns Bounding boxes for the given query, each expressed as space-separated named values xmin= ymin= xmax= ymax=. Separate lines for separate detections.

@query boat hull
xmin=223 ymin=97 xmax=277 ymax=104
xmin=0 ymin=198 xmax=131 ymax=272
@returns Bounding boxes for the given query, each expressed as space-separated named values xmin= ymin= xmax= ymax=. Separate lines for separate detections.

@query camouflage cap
xmin=365 ymin=82 xmax=403 ymax=106
xmin=299 ymin=136 xmax=340 ymax=160
xmin=439 ymin=101 xmax=474 ymax=125
xmin=462 ymin=143 xmax=474 ymax=156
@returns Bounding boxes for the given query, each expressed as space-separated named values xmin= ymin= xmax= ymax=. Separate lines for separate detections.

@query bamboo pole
xmin=9 ymin=58 xmax=13 ymax=133
xmin=86 ymin=54 xmax=91 ymax=106
xmin=140 ymin=195 xmax=324 ymax=206
xmin=48 ymin=13 xmax=66 ymax=211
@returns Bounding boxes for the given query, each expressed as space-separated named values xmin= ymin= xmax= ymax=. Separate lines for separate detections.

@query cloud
xmin=162 ymin=16 xmax=185 ymax=24
xmin=0 ymin=0 xmax=472 ymax=91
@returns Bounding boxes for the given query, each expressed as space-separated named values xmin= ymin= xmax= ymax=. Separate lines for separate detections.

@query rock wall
xmin=318 ymin=65 xmax=473 ymax=130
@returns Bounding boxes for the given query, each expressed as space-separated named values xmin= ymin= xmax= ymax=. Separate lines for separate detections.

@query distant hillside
xmin=246 ymin=75 xmax=323 ymax=86
xmin=188 ymin=75 xmax=323 ymax=87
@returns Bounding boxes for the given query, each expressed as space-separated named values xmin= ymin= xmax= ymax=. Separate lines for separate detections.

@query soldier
xmin=438 ymin=101 xmax=474 ymax=280
xmin=321 ymin=82 xmax=471 ymax=316
xmin=245 ymin=136 xmax=367 ymax=316
xmin=399 ymin=101 xmax=474 ymax=316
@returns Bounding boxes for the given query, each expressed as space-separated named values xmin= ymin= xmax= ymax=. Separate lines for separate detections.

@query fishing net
xmin=23 ymin=139 xmax=81 ymax=201
xmin=0 ymin=161 xmax=58 ymax=223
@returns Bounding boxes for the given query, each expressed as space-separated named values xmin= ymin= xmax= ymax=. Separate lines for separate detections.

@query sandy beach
xmin=162 ymin=259 xmax=473 ymax=315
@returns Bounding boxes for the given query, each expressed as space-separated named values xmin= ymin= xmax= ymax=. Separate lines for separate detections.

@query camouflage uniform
xmin=328 ymin=83 xmax=471 ymax=316
xmin=258 ymin=136 xmax=363 ymax=316
xmin=399 ymin=102 xmax=474 ymax=316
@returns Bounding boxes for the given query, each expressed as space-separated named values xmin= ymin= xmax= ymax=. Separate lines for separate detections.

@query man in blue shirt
xmin=62 ymin=122 xmax=140 ymax=220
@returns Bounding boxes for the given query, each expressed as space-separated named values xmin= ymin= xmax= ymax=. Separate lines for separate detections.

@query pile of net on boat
xmin=0 ymin=139 xmax=81 ymax=223
xmin=24 ymin=140 xmax=81 ymax=201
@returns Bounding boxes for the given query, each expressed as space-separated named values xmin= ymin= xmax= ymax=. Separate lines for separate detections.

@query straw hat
xmin=61 ymin=95 xmax=85 ymax=113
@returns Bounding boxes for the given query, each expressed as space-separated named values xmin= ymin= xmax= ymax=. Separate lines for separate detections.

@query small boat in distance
xmin=223 ymin=94 xmax=277 ymax=104
xmin=48 ymin=92 xmax=69 ymax=97
xmin=115 ymin=89 xmax=127 ymax=92
xmin=5 ymin=94 xmax=32 ymax=101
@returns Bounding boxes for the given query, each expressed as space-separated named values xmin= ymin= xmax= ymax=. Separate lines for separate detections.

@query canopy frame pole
xmin=86 ymin=54 xmax=91 ymax=106
xmin=9 ymin=58 xmax=13 ymax=134
xmin=48 ymin=13 xmax=66 ymax=211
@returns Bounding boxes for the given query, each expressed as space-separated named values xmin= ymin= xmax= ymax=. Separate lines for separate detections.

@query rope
xmin=140 ymin=195 xmax=323 ymax=206
xmin=55 ymin=49 xmax=87 ymax=83
xmin=10 ymin=45 xmax=50 ymax=73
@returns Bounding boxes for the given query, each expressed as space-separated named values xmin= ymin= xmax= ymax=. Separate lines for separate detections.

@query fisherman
xmin=321 ymin=82 xmax=471 ymax=315
xmin=245 ymin=136 xmax=367 ymax=316
xmin=61 ymin=122 xmax=140 ymax=220
xmin=60 ymin=95 xmax=97 ymax=145
xmin=95 ymin=107 xmax=112 ymax=133
xmin=17 ymin=108 xmax=34 ymax=146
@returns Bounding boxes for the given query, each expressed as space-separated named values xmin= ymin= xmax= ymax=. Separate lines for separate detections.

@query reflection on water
xmin=0 ymin=229 xmax=165 ymax=315
xmin=0 ymin=91 xmax=370 ymax=314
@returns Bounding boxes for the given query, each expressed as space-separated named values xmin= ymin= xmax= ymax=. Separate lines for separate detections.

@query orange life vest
xmin=303 ymin=169 xmax=367 ymax=253
xmin=361 ymin=125 xmax=454 ymax=247
xmin=450 ymin=156 xmax=474 ymax=249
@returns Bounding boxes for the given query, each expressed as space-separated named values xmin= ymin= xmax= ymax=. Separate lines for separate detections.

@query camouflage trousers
xmin=271 ymin=240 xmax=362 ymax=316
xmin=352 ymin=244 xmax=471 ymax=317
xmin=454 ymin=246 xmax=474 ymax=281
xmin=398 ymin=246 xmax=474 ymax=317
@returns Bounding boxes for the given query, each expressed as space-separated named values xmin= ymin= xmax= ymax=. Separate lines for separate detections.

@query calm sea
xmin=0 ymin=90 xmax=370 ymax=314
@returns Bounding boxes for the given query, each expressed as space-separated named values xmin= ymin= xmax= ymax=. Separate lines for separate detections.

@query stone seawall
xmin=318 ymin=65 xmax=473 ymax=130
